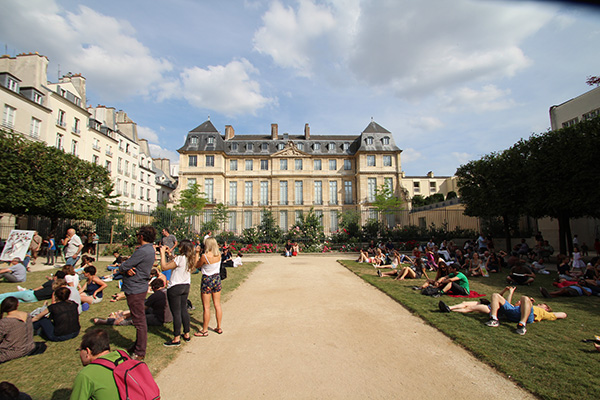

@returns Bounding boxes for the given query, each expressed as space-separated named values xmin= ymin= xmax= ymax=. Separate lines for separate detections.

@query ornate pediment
xmin=271 ymin=141 xmax=310 ymax=157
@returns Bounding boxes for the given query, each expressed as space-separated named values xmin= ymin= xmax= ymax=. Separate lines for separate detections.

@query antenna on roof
xmin=371 ymin=116 xmax=374 ymax=121
xmin=58 ymin=64 xmax=61 ymax=80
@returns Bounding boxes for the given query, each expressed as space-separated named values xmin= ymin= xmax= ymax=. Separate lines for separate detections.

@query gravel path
xmin=155 ymin=255 xmax=534 ymax=399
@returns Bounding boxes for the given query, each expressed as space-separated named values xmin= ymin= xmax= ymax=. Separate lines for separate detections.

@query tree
xmin=411 ymin=195 xmax=426 ymax=208
xmin=0 ymin=129 xmax=113 ymax=230
xmin=257 ymin=208 xmax=282 ymax=244
xmin=373 ymin=184 xmax=403 ymax=213
xmin=213 ymin=203 xmax=230 ymax=232
xmin=175 ymin=183 xmax=207 ymax=218
xmin=586 ymin=75 xmax=600 ymax=86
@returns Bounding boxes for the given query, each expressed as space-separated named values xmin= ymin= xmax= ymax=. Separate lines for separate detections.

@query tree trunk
xmin=503 ymin=215 xmax=512 ymax=252
xmin=557 ymin=213 xmax=571 ymax=255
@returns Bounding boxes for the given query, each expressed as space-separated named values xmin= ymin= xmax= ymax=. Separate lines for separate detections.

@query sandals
xmin=214 ymin=328 xmax=223 ymax=334
xmin=194 ymin=330 xmax=209 ymax=337
xmin=182 ymin=335 xmax=191 ymax=342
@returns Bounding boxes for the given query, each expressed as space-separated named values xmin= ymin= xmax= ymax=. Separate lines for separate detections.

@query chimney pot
xmin=304 ymin=123 xmax=310 ymax=140
xmin=271 ymin=123 xmax=278 ymax=140
xmin=225 ymin=125 xmax=235 ymax=140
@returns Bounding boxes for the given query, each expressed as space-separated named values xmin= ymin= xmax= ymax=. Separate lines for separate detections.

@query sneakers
xmin=163 ymin=340 xmax=181 ymax=347
xmin=539 ymin=287 xmax=550 ymax=298
xmin=515 ymin=323 xmax=527 ymax=335
xmin=438 ymin=300 xmax=451 ymax=313
xmin=377 ymin=270 xmax=382 ymax=277
xmin=412 ymin=286 xmax=421 ymax=291
xmin=17 ymin=285 xmax=27 ymax=292
xmin=485 ymin=318 xmax=499 ymax=327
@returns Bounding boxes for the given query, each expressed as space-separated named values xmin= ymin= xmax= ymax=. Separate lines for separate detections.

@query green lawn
xmin=339 ymin=260 xmax=600 ymax=400
xmin=0 ymin=260 xmax=260 ymax=400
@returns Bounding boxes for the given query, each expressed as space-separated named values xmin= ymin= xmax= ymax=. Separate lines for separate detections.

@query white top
xmin=168 ymin=255 xmax=192 ymax=288
xmin=232 ymin=256 xmax=243 ymax=268
xmin=65 ymin=274 xmax=79 ymax=288
xmin=64 ymin=234 xmax=82 ymax=257
xmin=201 ymin=254 xmax=221 ymax=276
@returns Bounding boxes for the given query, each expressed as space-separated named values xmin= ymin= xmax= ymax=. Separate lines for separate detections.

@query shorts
xmin=91 ymin=295 xmax=103 ymax=304
xmin=510 ymin=274 xmax=530 ymax=285
xmin=201 ymin=273 xmax=222 ymax=294
xmin=499 ymin=302 xmax=534 ymax=324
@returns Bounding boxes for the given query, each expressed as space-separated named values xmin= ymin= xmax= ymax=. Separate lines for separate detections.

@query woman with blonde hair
xmin=161 ymin=240 xmax=196 ymax=346
xmin=195 ymin=237 xmax=223 ymax=336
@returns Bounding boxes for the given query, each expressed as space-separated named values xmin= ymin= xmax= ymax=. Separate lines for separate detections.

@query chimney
xmin=271 ymin=123 xmax=278 ymax=140
xmin=304 ymin=123 xmax=310 ymax=140
xmin=427 ymin=171 xmax=434 ymax=178
xmin=225 ymin=125 xmax=235 ymax=140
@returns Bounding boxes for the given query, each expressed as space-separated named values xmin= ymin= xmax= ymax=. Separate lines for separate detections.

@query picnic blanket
xmin=447 ymin=290 xmax=486 ymax=298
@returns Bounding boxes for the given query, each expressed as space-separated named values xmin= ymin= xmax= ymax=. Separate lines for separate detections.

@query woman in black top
xmin=32 ymin=287 xmax=80 ymax=341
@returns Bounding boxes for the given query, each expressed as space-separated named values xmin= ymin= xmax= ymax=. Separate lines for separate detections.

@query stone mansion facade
xmin=176 ymin=119 xmax=457 ymax=234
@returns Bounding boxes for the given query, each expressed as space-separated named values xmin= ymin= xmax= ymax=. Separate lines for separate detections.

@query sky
xmin=1 ymin=0 xmax=599 ymax=176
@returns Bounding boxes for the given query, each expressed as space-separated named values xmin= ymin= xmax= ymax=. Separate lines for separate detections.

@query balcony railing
xmin=92 ymin=144 xmax=101 ymax=151
xmin=56 ymin=120 xmax=66 ymax=128
xmin=279 ymin=200 xmax=288 ymax=205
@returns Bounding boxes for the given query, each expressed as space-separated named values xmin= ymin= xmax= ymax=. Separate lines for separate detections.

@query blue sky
xmin=1 ymin=0 xmax=599 ymax=175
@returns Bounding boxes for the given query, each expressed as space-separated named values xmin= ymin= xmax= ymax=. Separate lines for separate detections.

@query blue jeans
xmin=33 ymin=317 xmax=79 ymax=342
xmin=65 ymin=255 xmax=80 ymax=266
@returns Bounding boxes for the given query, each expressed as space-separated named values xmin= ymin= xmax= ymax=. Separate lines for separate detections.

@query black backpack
xmin=220 ymin=263 xmax=227 ymax=280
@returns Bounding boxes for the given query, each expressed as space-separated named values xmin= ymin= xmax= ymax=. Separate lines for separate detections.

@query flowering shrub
xmin=239 ymin=243 xmax=278 ymax=253
xmin=338 ymin=244 xmax=360 ymax=252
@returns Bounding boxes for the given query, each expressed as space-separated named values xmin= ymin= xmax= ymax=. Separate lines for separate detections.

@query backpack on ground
xmin=421 ymin=286 xmax=440 ymax=296
xmin=92 ymin=349 xmax=160 ymax=400
xmin=220 ymin=262 xmax=227 ymax=280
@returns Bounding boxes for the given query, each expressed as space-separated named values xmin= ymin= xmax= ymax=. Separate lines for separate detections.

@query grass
xmin=339 ymin=260 xmax=600 ymax=400
xmin=0 ymin=260 xmax=260 ymax=400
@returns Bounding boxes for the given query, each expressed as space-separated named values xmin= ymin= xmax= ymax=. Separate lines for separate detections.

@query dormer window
xmin=382 ymin=137 xmax=390 ymax=145
xmin=261 ymin=143 xmax=268 ymax=151
xmin=247 ymin=143 xmax=254 ymax=151
xmin=207 ymin=136 xmax=214 ymax=145
xmin=7 ymin=77 xmax=18 ymax=92
xmin=190 ymin=136 xmax=198 ymax=144
xmin=328 ymin=142 xmax=335 ymax=151
xmin=277 ymin=143 xmax=284 ymax=150
xmin=342 ymin=142 xmax=349 ymax=151
xmin=314 ymin=143 xmax=321 ymax=150
xmin=366 ymin=137 xmax=373 ymax=145
xmin=297 ymin=143 xmax=304 ymax=150
xmin=33 ymin=92 xmax=42 ymax=104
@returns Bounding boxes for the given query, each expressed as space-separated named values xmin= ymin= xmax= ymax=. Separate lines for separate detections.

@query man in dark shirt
xmin=119 ymin=225 xmax=156 ymax=360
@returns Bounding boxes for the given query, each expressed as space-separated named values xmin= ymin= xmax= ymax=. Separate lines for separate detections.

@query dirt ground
xmin=155 ymin=255 xmax=534 ymax=399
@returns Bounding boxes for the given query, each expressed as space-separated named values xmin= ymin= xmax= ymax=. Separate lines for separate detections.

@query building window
xmin=230 ymin=159 xmax=238 ymax=171
xmin=383 ymin=155 xmax=392 ymax=166
xmin=329 ymin=181 xmax=338 ymax=205
xmin=314 ymin=181 xmax=322 ymax=205
xmin=188 ymin=178 xmax=197 ymax=188
xmin=330 ymin=210 xmax=339 ymax=232
xmin=314 ymin=143 xmax=321 ymax=150
xmin=295 ymin=181 xmax=303 ymax=205
xmin=231 ymin=143 xmax=238 ymax=151
xmin=229 ymin=181 xmax=237 ymax=206
xmin=131 ymin=183 xmax=135 ymax=197
xmin=295 ymin=210 xmax=303 ymax=223
xmin=260 ymin=181 xmax=269 ymax=205
xmin=189 ymin=155 xmax=197 ymax=167
xmin=245 ymin=160 xmax=253 ymax=171
xmin=7 ymin=77 xmax=18 ymax=92
xmin=297 ymin=143 xmax=304 ymax=151
xmin=92 ymin=155 xmax=99 ymax=165
xmin=57 ymin=110 xmax=66 ymax=127
xmin=368 ymin=178 xmax=377 ymax=202
xmin=190 ymin=136 xmax=198 ymax=144
xmin=280 ymin=159 xmax=288 ymax=171
xmin=295 ymin=159 xmax=303 ymax=170
xmin=562 ymin=118 xmax=578 ymax=128
xmin=56 ymin=133 xmax=64 ymax=150
xmin=147 ymin=188 xmax=151 ymax=201
xmin=342 ymin=142 xmax=349 ymax=151
xmin=277 ymin=143 xmax=285 ymax=150
xmin=429 ymin=181 xmax=437 ymax=192
xmin=30 ymin=118 xmax=41 ymax=138
xmin=344 ymin=181 xmax=353 ymax=204
xmin=124 ymin=160 xmax=130 ymax=176
xmin=244 ymin=181 xmax=253 ymax=205
xmin=260 ymin=159 xmax=268 ymax=170
xmin=329 ymin=159 xmax=336 ymax=170
xmin=344 ymin=159 xmax=351 ymax=170
xmin=280 ymin=181 xmax=288 ymax=205
xmin=33 ymin=92 xmax=42 ymax=104
xmin=279 ymin=211 xmax=288 ymax=230
xmin=207 ymin=136 xmax=214 ymax=144
xmin=71 ymin=140 xmax=78 ymax=156
xmin=367 ymin=155 xmax=376 ymax=166
xmin=313 ymin=159 xmax=321 ymax=171
xmin=244 ymin=211 xmax=253 ymax=229
xmin=385 ymin=177 xmax=393 ymax=191
xmin=205 ymin=178 xmax=214 ymax=202
xmin=116 ymin=178 xmax=121 ymax=194
xmin=583 ymin=108 xmax=600 ymax=120
xmin=383 ymin=137 xmax=390 ymax=145
xmin=328 ymin=142 xmax=335 ymax=151
xmin=247 ymin=143 xmax=254 ymax=151
xmin=72 ymin=118 xmax=80 ymax=134
xmin=140 ymin=187 xmax=144 ymax=200
xmin=366 ymin=137 xmax=373 ymax=145
xmin=315 ymin=210 xmax=323 ymax=225
xmin=2 ymin=105 xmax=16 ymax=128
xmin=228 ymin=211 xmax=237 ymax=231
xmin=413 ymin=181 xmax=420 ymax=193
xmin=261 ymin=143 xmax=268 ymax=151
xmin=206 ymin=155 xmax=214 ymax=167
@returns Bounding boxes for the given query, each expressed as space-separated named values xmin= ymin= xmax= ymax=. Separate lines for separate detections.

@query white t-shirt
xmin=65 ymin=274 xmax=79 ymax=289
xmin=168 ymin=255 xmax=192 ymax=288
xmin=232 ymin=256 xmax=243 ymax=268
xmin=201 ymin=254 xmax=221 ymax=276
xmin=64 ymin=234 xmax=82 ymax=257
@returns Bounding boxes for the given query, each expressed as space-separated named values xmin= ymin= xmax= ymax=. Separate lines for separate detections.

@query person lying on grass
xmin=377 ymin=257 xmax=428 ymax=281
xmin=0 ymin=271 xmax=65 ymax=304
xmin=373 ymin=251 xmax=410 ymax=270
xmin=539 ymin=279 xmax=596 ymax=298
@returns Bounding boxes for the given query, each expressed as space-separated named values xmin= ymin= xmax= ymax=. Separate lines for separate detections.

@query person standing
xmin=44 ymin=235 xmax=56 ymax=265
xmin=91 ymin=232 xmax=99 ymax=256
xmin=29 ymin=231 xmax=42 ymax=265
xmin=62 ymin=229 xmax=83 ymax=267
xmin=118 ymin=226 xmax=156 ymax=360
xmin=161 ymin=228 xmax=177 ymax=255
xmin=195 ymin=237 xmax=223 ymax=337
xmin=160 ymin=240 xmax=196 ymax=346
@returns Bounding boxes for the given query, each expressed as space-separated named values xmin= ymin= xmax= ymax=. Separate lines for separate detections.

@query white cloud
xmin=149 ymin=143 xmax=179 ymax=163
xmin=400 ymin=148 xmax=423 ymax=163
xmin=452 ymin=152 xmax=473 ymax=167
xmin=179 ymin=59 xmax=275 ymax=116
xmin=137 ymin=126 xmax=160 ymax=144
xmin=441 ymin=85 xmax=516 ymax=113
xmin=407 ymin=116 xmax=444 ymax=131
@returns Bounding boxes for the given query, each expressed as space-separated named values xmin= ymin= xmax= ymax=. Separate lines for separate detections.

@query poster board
xmin=0 ymin=230 xmax=34 ymax=262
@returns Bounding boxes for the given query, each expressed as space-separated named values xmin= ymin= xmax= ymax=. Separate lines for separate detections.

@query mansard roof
xmin=190 ymin=120 xmax=219 ymax=133
xmin=362 ymin=120 xmax=391 ymax=134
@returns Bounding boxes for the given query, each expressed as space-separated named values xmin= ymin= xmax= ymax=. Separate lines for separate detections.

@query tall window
xmin=73 ymin=117 xmax=80 ymax=133
xmin=71 ymin=140 xmax=78 ymax=156
xmin=105 ymin=161 xmax=111 ymax=174
xmin=280 ymin=159 xmax=288 ymax=170
xmin=188 ymin=178 xmax=197 ymax=188
xmin=260 ymin=181 xmax=269 ymax=205
xmin=244 ymin=181 xmax=253 ymax=205
xmin=330 ymin=210 xmax=339 ymax=232
xmin=430 ymin=181 xmax=437 ymax=192
xmin=344 ymin=181 xmax=353 ymax=204
xmin=344 ymin=159 xmax=351 ymax=170
xmin=188 ymin=155 xmax=197 ymax=167
xmin=366 ymin=137 xmax=373 ymax=145
xmin=206 ymin=155 xmax=214 ymax=167
xmin=30 ymin=118 xmax=41 ymax=138
xmin=315 ymin=210 xmax=323 ymax=225
xmin=384 ymin=178 xmax=393 ymax=191
xmin=230 ymin=159 xmax=238 ymax=171
xmin=329 ymin=159 xmax=336 ymax=170
xmin=295 ymin=210 xmax=303 ymax=223
xmin=244 ymin=211 xmax=253 ymax=229
xmin=57 ymin=109 xmax=66 ymax=127
xmin=205 ymin=178 xmax=214 ymax=202
xmin=260 ymin=159 xmax=268 ymax=170
xmin=413 ymin=182 xmax=420 ymax=193
xmin=92 ymin=155 xmax=99 ymax=165
xmin=279 ymin=211 xmax=288 ymax=230
xmin=245 ymin=160 xmax=253 ymax=171
xmin=280 ymin=181 xmax=288 ymax=205
xmin=3 ymin=105 xmax=16 ymax=128
xmin=295 ymin=181 xmax=303 ymax=205
xmin=383 ymin=137 xmax=390 ymax=145
xmin=313 ymin=159 xmax=321 ymax=171
xmin=295 ymin=159 xmax=303 ymax=170
xmin=329 ymin=181 xmax=338 ymax=205
xmin=383 ymin=155 xmax=392 ymax=166
xmin=367 ymin=155 xmax=375 ymax=166
xmin=116 ymin=178 xmax=121 ymax=194
xmin=56 ymin=133 xmax=64 ymax=150
xmin=314 ymin=181 xmax=322 ymax=205
xmin=368 ymin=178 xmax=377 ymax=202
xmin=207 ymin=136 xmax=214 ymax=144
xmin=229 ymin=181 xmax=237 ymax=206
xmin=228 ymin=211 xmax=237 ymax=231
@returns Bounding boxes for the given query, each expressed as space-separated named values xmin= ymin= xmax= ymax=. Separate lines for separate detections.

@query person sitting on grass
xmin=414 ymin=261 xmax=450 ymax=291
xmin=506 ymin=260 xmax=535 ymax=285
xmin=0 ymin=258 xmax=27 ymax=283
xmin=379 ymin=257 xmax=429 ymax=281
xmin=531 ymin=258 xmax=550 ymax=275
xmin=32 ymin=286 xmax=80 ymax=342
xmin=467 ymin=252 xmax=484 ymax=277
xmin=485 ymin=288 xmax=566 ymax=335
xmin=62 ymin=264 xmax=80 ymax=289
xmin=0 ymin=296 xmax=35 ymax=364
xmin=485 ymin=252 xmax=502 ymax=273
xmin=0 ymin=271 xmax=66 ymax=304
xmin=557 ymin=255 xmax=576 ymax=280
xmin=432 ymin=262 xmax=469 ymax=297
xmin=373 ymin=251 xmax=404 ymax=270
xmin=93 ymin=279 xmax=172 ymax=327
xmin=107 ymin=251 xmax=124 ymax=271
xmin=79 ymin=266 xmax=107 ymax=306
xmin=232 ymin=253 xmax=243 ymax=268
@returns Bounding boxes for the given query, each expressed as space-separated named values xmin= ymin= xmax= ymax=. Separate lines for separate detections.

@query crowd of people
xmin=0 ymin=225 xmax=236 ymax=398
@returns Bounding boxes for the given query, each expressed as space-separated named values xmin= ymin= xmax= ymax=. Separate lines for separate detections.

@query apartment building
xmin=549 ymin=85 xmax=600 ymax=130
